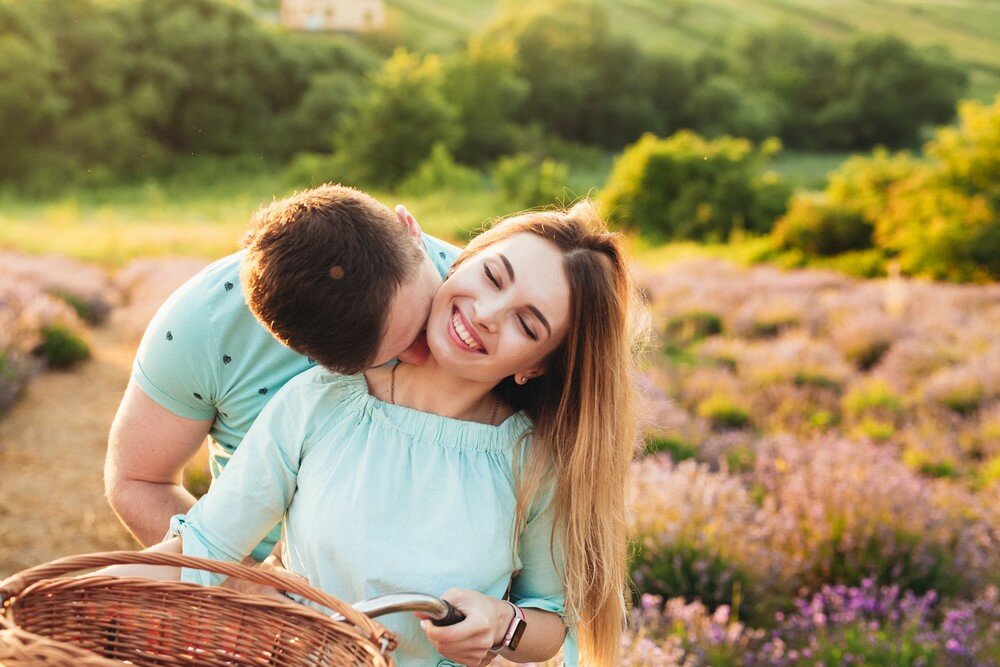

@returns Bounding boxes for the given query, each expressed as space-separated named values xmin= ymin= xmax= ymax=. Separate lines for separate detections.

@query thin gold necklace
xmin=390 ymin=362 xmax=500 ymax=426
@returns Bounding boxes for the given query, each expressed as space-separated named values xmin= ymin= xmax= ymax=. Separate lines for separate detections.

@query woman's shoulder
xmin=271 ymin=365 xmax=368 ymax=411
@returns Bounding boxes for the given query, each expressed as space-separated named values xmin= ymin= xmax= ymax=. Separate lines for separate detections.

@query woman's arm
xmin=420 ymin=589 xmax=565 ymax=665
xmin=92 ymin=536 xmax=184 ymax=580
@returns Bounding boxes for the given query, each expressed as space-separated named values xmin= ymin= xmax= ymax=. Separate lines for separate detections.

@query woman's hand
xmin=417 ymin=588 xmax=512 ymax=667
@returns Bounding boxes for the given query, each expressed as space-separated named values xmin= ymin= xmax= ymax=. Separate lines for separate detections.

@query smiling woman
xmin=426 ymin=232 xmax=572 ymax=384
xmin=99 ymin=199 xmax=645 ymax=667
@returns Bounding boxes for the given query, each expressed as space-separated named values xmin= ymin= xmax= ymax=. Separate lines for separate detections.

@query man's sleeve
xmin=422 ymin=233 xmax=462 ymax=278
xmin=132 ymin=278 xmax=220 ymax=420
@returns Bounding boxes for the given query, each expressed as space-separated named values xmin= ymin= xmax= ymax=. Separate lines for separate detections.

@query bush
xmin=842 ymin=379 xmax=904 ymax=423
xmin=602 ymin=131 xmax=790 ymax=242
xmin=35 ymin=325 xmax=89 ymax=368
xmin=773 ymin=195 xmax=874 ymax=256
xmin=630 ymin=459 xmax=768 ymax=617
xmin=664 ymin=311 xmax=723 ymax=348
xmin=699 ymin=394 xmax=751 ymax=430
xmin=491 ymin=153 xmax=568 ymax=208
xmin=399 ymin=143 xmax=483 ymax=195
xmin=643 ymin=434 xmax=697 ymax=461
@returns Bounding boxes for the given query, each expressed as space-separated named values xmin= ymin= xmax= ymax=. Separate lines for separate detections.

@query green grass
xmin=0 ymin=161 xmax=784 ymax=270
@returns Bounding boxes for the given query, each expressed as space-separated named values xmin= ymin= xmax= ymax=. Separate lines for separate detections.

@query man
xmin=105 ymin=184 xmax=460 ymax=560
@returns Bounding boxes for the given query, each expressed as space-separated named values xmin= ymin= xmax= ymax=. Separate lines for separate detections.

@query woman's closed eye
xmin=518 ymin=315 xmax=538 ymax=341
xmin=484 ymin=262 xmax=540 ymax=340
xmin=484 ymin=264 xmax=500 ymax=288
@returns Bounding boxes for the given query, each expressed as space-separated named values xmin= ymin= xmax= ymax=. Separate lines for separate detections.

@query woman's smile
xmin=449 ymin=305 xmax=486 ymax=353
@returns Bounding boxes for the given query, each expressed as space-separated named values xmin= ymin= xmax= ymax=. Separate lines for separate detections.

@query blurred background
xmin=1 ymin=0 xmax=998 ymax=664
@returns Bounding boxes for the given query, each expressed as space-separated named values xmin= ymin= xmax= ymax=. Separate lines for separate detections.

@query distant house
xmin=280 ymin=0 xmax=384 ymax=32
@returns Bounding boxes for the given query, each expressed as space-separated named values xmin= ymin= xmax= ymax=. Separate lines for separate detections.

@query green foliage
xmin=49 ymin=290 xmax=108 ymax=325
xmin=683 ymin=75 xmax=782 ymax=142
xmin=979 ymin=456 xmax=1000 ymax=489
xmin=480 ymin=0 xmax=668 ymax=148
xmin=698 ymin=394 xmax=751 ymax=430
xmin=824 ymin=35 xmax=967 ymax=149
xmin=35 ymin=325 xmax=90 ymax=369
xmin=727 ymin=28 xmax=967 ymax=150
xmin=283 ymin=152 xmax=352 ymax=189
xmin=335 ymin=48 xmax=459 ymax=187
xmin=630 ymin=538 xmax=745 ymax=612
xmin=442 ymin=41 xmax=528 ymax=164
xmin=853 ymin=418 xmax=896 ymax=443
xmin=399 ymin=143 xmax=484 ymax=196
xmin=644 ymin=435 xmax=697 ymax=462
xmin=876 ymin=96 xmax=1000 ymax=282
xmin=780 ymin=96 xmax=1000 ymax=282
xmin=665 ymin=312 xmax=723 ymax=348
xmin=491 ymin=153 xmax=569 ymax=208
xmin=902 ymin=450 xmax=958 ymax=479
xmin=932 ymin=376 xmax=983 ymax=416
xmin=773 ymin=195 xmax=874 ymax=257
xmin=725 ymin=445 xmax=756 ymax=473
xmin=602 ymin=132 xmax=790 ymax=242
xmin=842 ymin=380 xmax=904 ymax=422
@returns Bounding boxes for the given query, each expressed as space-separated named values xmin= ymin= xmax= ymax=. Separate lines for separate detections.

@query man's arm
xmin=104 ymin=378 xmax=214 ymax=546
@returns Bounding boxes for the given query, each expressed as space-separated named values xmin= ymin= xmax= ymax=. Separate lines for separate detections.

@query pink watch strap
xmin=489 ymin=600 xmax=524 ymax=652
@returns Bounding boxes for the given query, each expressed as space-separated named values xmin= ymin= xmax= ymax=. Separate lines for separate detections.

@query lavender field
xmin=627 ymin=259 xmax=1000 ymax=665
xmin=2 ymin=253 xmax=998 ymax=665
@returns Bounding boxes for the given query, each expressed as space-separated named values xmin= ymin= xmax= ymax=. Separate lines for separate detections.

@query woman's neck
xmin=383 ymin=357 xmax=500 ymax=424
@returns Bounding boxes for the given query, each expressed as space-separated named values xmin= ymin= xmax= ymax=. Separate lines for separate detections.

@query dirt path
xmin=0 ymin=322 xmax=139 ymax=579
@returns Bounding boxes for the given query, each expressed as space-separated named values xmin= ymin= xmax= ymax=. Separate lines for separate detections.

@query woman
xmin=108 ymin=200 xmax=643 ymax=666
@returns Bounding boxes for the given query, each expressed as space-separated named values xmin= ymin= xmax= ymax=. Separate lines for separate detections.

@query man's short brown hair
xmin=240 ymin=184 xmax=423 ymax=374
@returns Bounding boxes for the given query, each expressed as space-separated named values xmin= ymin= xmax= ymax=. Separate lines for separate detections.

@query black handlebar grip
xmin=431 ymin=600 xmax=466 ymax=626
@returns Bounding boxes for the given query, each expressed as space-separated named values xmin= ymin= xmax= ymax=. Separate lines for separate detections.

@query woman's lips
xmin=449 ymin=306 xmax=486 ymax=354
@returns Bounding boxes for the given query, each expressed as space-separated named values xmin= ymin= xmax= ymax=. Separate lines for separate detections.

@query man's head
xmin=240 ymin=185 xmax=442 ymax=373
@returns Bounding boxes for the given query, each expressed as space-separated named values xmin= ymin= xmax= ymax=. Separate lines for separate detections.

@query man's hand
xmin=418 ymin=588 xmax=510 ymax=667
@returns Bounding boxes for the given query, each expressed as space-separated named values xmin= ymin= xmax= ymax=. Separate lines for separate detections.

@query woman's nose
xmin=472 ymin=302 xmax=500 ymax=334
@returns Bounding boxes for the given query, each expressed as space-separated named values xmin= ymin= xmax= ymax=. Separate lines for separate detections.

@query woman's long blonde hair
xmin=452 ymin=200 xmax=644 ymax=665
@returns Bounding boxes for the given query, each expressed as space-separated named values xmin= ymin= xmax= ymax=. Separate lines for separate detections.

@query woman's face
xmin=426 ymin=232 xmax=571 ymax=384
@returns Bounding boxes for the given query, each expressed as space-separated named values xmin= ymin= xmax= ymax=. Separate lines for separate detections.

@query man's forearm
xmin=106 ymin=479 xmax=197 ymax=547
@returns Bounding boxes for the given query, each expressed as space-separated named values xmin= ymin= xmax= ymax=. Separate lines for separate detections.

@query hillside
xmin=384 ymin=0 xmax=1000 ymax=100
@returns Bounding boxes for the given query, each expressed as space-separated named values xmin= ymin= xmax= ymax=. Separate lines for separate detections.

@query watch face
xmin=508 ymin=618 xmax=527 ymax=651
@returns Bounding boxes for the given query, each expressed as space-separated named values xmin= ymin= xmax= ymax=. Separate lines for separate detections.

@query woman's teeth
xmin=452 ymin=310 xmax=482 ymax=351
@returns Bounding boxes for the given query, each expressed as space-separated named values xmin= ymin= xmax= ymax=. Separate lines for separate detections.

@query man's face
xmin=369 ymin=252 xmax=443 ymax=367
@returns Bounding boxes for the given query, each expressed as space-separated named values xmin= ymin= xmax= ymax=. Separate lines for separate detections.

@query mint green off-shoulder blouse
xmin=170 ymin=366 xmax=578 ymax=666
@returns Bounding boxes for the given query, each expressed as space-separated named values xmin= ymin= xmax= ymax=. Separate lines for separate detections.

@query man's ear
xmin=395 ymin=204 xmax=422 ymax=241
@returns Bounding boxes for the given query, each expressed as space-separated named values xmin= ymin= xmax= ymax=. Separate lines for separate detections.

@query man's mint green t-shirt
xmin=132 ymin=234 xmax=460 ymax=559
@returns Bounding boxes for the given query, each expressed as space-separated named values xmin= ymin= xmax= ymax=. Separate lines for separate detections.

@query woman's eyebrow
xmin=498 ymin=253 xmax=515 ymax=281
xmin=496 ymin=252 xmax=551 ymax=337
xmin=529 ymin=306 xmax=552 ymax=338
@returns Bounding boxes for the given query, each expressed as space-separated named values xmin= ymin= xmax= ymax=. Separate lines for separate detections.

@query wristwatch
xmin=488 ymin=601 xmax=526 ymax=653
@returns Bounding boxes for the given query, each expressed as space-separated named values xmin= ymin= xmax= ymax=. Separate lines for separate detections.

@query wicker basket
xmin=0 ymin=551 xmax=399 ymax=666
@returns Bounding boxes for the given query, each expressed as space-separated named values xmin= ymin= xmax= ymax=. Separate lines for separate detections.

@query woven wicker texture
xmin=0 ymin=551 xmax=396 ymax=666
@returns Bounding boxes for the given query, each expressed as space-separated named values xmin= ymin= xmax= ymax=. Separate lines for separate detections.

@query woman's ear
xmin=514 ymin=368 xmax=544 ymax=385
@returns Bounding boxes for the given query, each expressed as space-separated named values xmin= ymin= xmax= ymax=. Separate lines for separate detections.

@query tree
xmin=334 ymin=48 xmax=459 ymax=187
xmin=442 ymin=41 xmax=528 ymax=164
xmin=819 ymin=35 xmax=967 ymax=149
xmin=479 ymin=0 xmax=662 ymax=148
